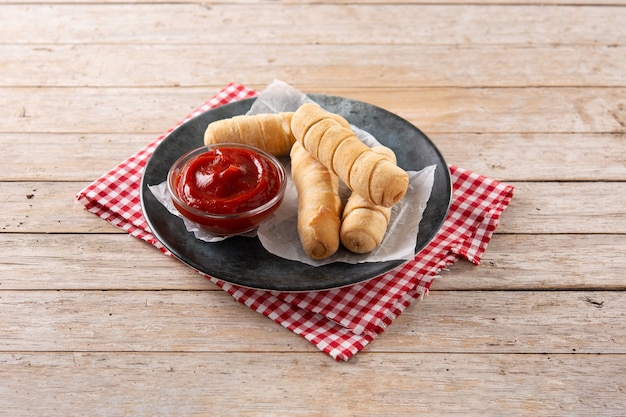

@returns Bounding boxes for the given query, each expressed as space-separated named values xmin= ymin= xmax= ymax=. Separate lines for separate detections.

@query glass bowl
xmin=167 ymin=143 xmax=287 ymax=236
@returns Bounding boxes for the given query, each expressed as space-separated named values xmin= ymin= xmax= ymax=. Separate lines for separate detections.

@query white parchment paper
xmin=148 ymin=80 xmax=436 ymax=266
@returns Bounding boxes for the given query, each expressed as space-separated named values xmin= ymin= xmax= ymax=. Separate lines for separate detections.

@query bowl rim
xmin=166 ymin=143 xmax=287 ymax=220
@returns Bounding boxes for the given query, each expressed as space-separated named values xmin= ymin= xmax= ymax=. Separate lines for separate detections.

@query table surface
xmin=2 ymin=1 xmax=625 ymax=416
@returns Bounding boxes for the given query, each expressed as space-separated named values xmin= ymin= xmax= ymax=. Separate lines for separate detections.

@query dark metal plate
xmin=140 ymin=94 xmax=451 ymax=292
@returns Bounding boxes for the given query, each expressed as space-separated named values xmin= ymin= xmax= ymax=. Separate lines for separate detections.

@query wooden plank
xmin=0 ymin=87 xmax=213 ymax=135
xmin=0 ymin=234 xmax=217 ymax=290
xmin=380 ymin=290 xmax=626 ymax=354
xmin=0 ymin=181 xmax=119 ymax=234
xmin=434 ymin=234 xmax=626 ymax=291
xmin=1 ymin=233 xmax=625 ymax=291
xmin=0 ymin=290 xmax=301 ymax=352
xmin=433 ymin=132 xmax=626 ymax=182
xmin=3 ymin=132 xmax=625 ymax=182
xmin=0 ymin=133 xmax=155 ymax=181
xmin=499 ymin=181 xmax=626 ymax=233
xmin=0 ymin=352 xmax=624 ymax=417
xmin=0 ymin=290 xmax=623 ymax=354
xmin=2 ymin=4 xmax=625 ymax=45
xmin=3 ymin=180 xmax=623 ymax=234
xmin=2 ymin=0 xmax=625 ymax=4
xmin=5 ymin=44 xmax=626 ymax=88
xmin=2 ymin=87 xmax=626 ymax=135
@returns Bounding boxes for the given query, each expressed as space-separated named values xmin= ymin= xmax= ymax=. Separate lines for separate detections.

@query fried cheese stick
xmin=290 ymin=141 xmax=342 ymax=260
xmin=340 ymin=146 xmax=396 ymax=254
xmin=204 ymin=113 xmax=295 ymax=156
xmin=291 ymin=103 xmax=409 ymax=207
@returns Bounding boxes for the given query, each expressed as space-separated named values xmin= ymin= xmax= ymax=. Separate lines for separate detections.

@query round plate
xmin=141 ymin=94 xmax=451 ymax=292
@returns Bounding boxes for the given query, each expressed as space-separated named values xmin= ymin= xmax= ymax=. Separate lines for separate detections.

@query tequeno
xmin=204 ymin=113 xmax=295 ymax=156
xmin=340 ymin=146 xmax=396 ymax=254
xmin=290 ymin=141 xmax=342 ymax=260
xmin=291 ymin=103 xmax=409 ymax=208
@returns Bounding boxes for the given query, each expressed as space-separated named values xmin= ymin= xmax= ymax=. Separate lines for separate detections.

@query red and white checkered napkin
xmin=77 ymin=83 xmax=514 ymax=361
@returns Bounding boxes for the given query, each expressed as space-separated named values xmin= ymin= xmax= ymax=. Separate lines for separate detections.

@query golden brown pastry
xmin=340 ymin=146 xmax=396 ymax=254
xmin=291 ymin=107 xmax=351 ymax=159
xmin=291 ymin=103 xmax=409 ymax=207
xmin=290 ymin=141 xmax=342 ymax=260
xmin=204 ymin=113 xmax=295 ymax=156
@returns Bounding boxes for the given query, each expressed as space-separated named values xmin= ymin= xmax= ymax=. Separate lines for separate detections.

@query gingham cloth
xmin=76 ymin=83 xmax=514 ymax=361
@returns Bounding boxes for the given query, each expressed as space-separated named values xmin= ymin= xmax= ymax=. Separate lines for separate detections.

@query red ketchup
xmin=171 ymin=146 xmax=284 ymax=235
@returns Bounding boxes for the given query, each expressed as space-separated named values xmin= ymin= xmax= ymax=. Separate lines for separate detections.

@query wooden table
xmin=2 ymin=1 xmax=625 ymax=415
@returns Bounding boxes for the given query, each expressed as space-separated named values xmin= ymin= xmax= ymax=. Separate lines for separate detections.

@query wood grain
xmin=5 ymin=44 xmax=626 ymax=88
xmin=3 ymin=4 xmax=625 ymax=45
xmin=0 ymin=290 xmax=623 ymax=353
xmin=3 ymin=132 xmax=625 ymax=182
xmin=1 ymin=352 xmax=623 ymax=417
xmin=1 ymin=0 xmax=625 ymax=414
xmin=3 ymin=0 xmax=626 ymax=4
xmin=3 ymin=87 xmax=626 ymax=135
xmin=4 ymin=180 xmax=626 ymax=234
xmin=436 ymin=234 xmax=626 ymax=291
xmin=1 ymin=233 xmax=625 ymax=291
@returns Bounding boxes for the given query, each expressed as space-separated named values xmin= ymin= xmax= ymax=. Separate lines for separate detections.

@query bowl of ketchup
xmin=167 ymin=143 xmax=287 ymax=236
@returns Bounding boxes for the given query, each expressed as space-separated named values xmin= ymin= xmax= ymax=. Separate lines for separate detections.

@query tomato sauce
xmin=174 ymin=146 xmax=282 ymax=215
